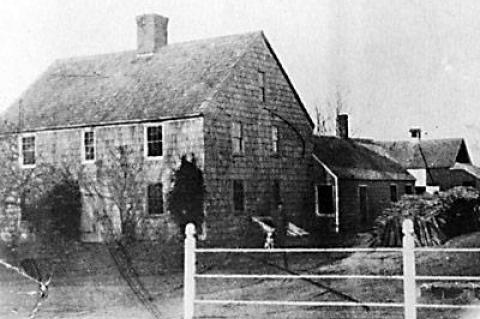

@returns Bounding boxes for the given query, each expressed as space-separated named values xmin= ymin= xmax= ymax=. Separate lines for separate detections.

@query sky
xmin=1 ymin=0 xmax=480 ymax=161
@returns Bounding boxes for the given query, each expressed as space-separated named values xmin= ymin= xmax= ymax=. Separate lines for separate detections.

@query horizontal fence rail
xmin=184 ymin=221 xmax=480 ymax=319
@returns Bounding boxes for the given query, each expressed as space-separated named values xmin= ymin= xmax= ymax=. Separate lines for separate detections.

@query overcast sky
xmin=1 ymin=0 xmax=480 ymax=161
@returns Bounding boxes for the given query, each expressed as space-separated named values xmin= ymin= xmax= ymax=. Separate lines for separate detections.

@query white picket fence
xmin=184 ymin=220 xmax=480 ymax=319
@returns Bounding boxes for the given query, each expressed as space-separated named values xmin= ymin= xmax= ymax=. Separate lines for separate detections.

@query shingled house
xmin=0 ymin=14 xmax=313 ymax=243
xmin=311 ymin=115 xmax=415 ymax=233
xmin=359 ymin=129 xmax=480 ymax=193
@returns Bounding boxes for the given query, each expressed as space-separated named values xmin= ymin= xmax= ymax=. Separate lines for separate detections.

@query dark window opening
xmin=359 ymin=186 xmax=368 ymax=224
xmin=146 ymin=126 xmax=163 ymax=157
xmin=84 ymin=131 xmax=95 ymax=161
xmin=21 ymin=136 xmax=35 ymax=166
xmin=258 ymin=70 xmax=266 ymax=102
xmin=233 ymin=180 xmax=245 ymax=212
xmin=390 ymin=184 xmax=398 ymax=202
xmin=405 ymin=184 xmax=413 ymax=195
xmin=273 ymin=180 xmax=281 ymax=207
xmin=316 ymin=185 xmax=334 ymax=216
xmin=147 ymin=183 xmax=163 ymax=215
xmin=415 ymin=186 xmax=426 ymax=195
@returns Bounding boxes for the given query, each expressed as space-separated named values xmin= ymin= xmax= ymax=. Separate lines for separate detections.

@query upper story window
xmin=272 ymin=126 xmax=278 ymax=154
xmin=145 ymin=125 xmax=163 ymax=158
xmin=83 ymin=129 xmax=95 ymax=163
xmin=147 ymin=183 xmax=164 ymax=215
xmin=232 ymin=122 xmax=244 ymax=154
xmin=258 ymin=70 xmax=266 ymax=102
xmin=20 ymin=134 xmax=36 ymax=168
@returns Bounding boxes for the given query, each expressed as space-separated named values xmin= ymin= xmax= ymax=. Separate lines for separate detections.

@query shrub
xmin=371 ymin=187 xmax=480 ymax=247
xmin=167 ymin=155 xmax=205 ymax=234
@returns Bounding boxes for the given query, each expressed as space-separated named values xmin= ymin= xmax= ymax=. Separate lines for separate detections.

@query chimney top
xmin=136 ymin=14 xmax=169 ymax=55
xmin=336 ymin=113 xmax=349 ymax=139
xmin=409 ymin=128 xmax=422 ymax=140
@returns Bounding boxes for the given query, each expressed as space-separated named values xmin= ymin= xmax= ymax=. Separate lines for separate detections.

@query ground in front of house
xmin=1 ymin=233 xmax=480 ymax=319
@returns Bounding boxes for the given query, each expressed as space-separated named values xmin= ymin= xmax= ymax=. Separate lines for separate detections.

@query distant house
xmin=0 ymin=14 xmax=313 ymax=244
xmin=311 ymin=115 xmax=415 ymax=233
xmin=359 ymin=128 xmax=480 ymax=193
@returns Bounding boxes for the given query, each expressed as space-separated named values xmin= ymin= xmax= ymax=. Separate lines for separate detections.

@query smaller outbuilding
xmin=311 ymin=115 xmax=415 ymax=233
xmin=359 ymin=128 xmax=480 ymax=193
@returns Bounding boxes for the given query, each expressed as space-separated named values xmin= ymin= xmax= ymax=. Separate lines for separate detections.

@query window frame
xmin=82 ymin=128 xmax=96 ymax=164
xmin=19 ymin=133 xmax=36 ymax=169
xmin=231 ymin=122 xmax=244 ymax=155
xmin=147 ymin=183 xmax=164 ymax=215
xmin=271 ymin=126 xmax=279 ymax=155
xmin=144 ymin=124 xmax=164 ymax=159
xmin=233 ymin=180 xmax=245 ymax=212
xmin=405 ymin=184 xmax=414 ymax=195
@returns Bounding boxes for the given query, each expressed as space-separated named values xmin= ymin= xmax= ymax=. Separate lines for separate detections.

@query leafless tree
xmin=79 ymin=143 xmax=145 ymax=241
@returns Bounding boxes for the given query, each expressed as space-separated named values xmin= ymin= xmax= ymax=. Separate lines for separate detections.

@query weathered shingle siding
xmin=338 ymin=179 xmax=413 ymax=232
xmin=3 ymin=117 xmax=204 ymax=241
xmin=202 ymin=36 xmax=313 ymax=245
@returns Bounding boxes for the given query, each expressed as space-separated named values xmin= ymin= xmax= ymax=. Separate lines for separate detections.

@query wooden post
xmin=184 ymin=223 xmax=196 ymax=319
xmin=402 ymin=219 xmax=416 ymax=319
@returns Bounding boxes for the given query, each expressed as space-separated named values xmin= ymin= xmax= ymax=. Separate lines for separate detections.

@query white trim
xmin=81 ymin=128 xmax=96 ymax=164
xmin=312 ymin=154 xmax=339 ymax=233
xmin=1 ymin=113 xmax=203 ymax=135
xmin=18 ymin=133 xmax=36 ymax=169
xmin=143 ymin=123 xmax=164 ymax=160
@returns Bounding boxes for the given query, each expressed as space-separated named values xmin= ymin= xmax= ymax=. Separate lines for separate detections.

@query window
xmin=20 ymin=135 xmax=36 ymax=167
xmin=415 ymin=186 xmax=426 ymax=195
xmin=147 ymin=183 xmax=163 ymax=215
xmin=359 ymin=185 xmax=368 ymax=223
xmin=315 ymin=185 xmax=334 ymax=216
xmin=145 ymin=125 xmax=163 ymax=157
xmin=405 ymin=184 xmax=413 ymax=195
xmin=258 ymin=70 xmax=266 ymax=102
xmin=83 ymin=130 xmax=95 ymax=162
xmin=272 ymin=126 xmax=278 ymax=154
xmin=233 ymin=180 xmax=245 ymax=212
xmin=272 ymin=180 xmax=281 ymax=207
xmin=231 ymin=122 xmax=244 ymax=154
xmin=390 ymin=184 xmax=398 ymax=202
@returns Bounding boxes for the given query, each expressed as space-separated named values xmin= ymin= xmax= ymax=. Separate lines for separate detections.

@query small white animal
xmin=264 ymin=231 xmax=274 ymax=249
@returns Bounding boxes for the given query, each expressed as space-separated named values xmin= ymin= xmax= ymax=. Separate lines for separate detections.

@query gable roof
xmin=312 ymin=136 xmax=414 ymax=181
xmin=1 ymin=31 xmax=313 ymax=132
xmin=358 ymin=138 xmax=471 ymax=169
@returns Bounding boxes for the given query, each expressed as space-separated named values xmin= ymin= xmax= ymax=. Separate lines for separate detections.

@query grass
xmin=1 ymin=232 xmax=480 ymax=318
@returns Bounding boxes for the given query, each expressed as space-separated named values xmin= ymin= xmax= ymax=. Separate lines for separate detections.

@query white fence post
xmin=184 ymin=223 xmax=196 ymax=319
xmin=402 ymin=219 xmax=416 ymax=319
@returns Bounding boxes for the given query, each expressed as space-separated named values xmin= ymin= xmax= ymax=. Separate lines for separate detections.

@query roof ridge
xmin=53 ymin=31 xmax=264 ymax=64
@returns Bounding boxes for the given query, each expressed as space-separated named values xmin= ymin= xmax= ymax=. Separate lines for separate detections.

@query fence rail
xmin=184 ymin=221 xmax=480 ymax=319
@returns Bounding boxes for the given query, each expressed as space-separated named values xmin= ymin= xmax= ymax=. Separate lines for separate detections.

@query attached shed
xmin=311 ymin=136 xmax=415 ymax=233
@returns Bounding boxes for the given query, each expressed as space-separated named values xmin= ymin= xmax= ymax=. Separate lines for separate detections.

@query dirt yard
xmin=1 ymin=233 xmax=480 ymax=318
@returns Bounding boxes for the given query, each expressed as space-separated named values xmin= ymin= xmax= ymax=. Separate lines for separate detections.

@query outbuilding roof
xmin=312 ymin=136 xmax=414 ymax=181
xmin=358 ymin=138 xmax=471 ymax=169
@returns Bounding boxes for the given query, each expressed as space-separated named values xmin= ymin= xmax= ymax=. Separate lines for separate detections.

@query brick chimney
xmin=136 ymin=14 xmax=169 ymax=55
xmin=336 ymin=114 xmax=349 ymax=139
xmin=409 ymin=128 xmax=421 ymax=141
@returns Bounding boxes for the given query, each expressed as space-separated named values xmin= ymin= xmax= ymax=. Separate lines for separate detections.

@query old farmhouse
xmin=0 ymin=14 xmax=313 ymax=244
xmin=311 ymin=115 xmax=415 ymax=233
